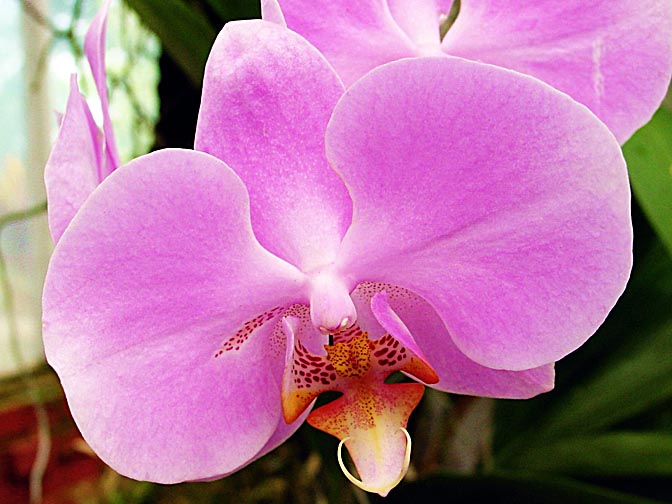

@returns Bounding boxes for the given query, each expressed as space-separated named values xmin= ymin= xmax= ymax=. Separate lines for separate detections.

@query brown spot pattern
xmin=214 ymin=306 xmax=283 ymax=358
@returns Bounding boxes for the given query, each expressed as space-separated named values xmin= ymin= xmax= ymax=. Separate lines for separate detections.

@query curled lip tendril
xmin=337 ymin=427 xmax=412 ymax=496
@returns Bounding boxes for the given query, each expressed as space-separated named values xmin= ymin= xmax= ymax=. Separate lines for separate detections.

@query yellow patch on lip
xmin=325 ymin=334 xmax=371 ymax=378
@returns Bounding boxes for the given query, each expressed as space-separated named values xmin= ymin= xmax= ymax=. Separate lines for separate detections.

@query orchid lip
xmin=284 ymin=313 xmax=438 ymax=495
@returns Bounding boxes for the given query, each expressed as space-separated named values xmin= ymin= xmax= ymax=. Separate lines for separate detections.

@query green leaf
xmin=623 ymin=108 xmax=672 ymax=258
xmin=203 ymin=0 xmax=260 ymax=22
xmin=124 ymin=0 xmax=217 ymax=86
xmin=381 ymin=472 xmax=665 ymax=504
xmin=532 ymin=319 xmax=672 ymax=438
xmin=506 ymin=433 xmax=672 ymax=477
xmin=497 ymin=241 xmax=672 ymax=459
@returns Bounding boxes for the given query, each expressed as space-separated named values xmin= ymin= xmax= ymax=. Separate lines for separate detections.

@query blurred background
xmin=2 ymin=1 xmax=672 ymax=503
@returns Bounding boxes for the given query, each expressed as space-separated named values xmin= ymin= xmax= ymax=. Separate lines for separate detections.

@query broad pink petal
xmin=184 ymin=376 xmax=312 ymax=483
xmin=195 ymin=20 xmax=351 ymax=271
xmin=43 ymin=149 xmax=307 ymax=482
xmin=84 ymin=0 xmax=119 ymax=171
xmin=330 ymin=58 xmax=632 ymax=371
xmin=44 ymin=75 xmax=103 ymax=243
xmin=275 ymin=1 xmax=417 ymax=86
xmin=364 ymin=287 xmax=554 ymax=398
xmin=198 ymin=318 xmax=314 ymax=482
xmin=442 ymin=0 xmax=672 ymax=142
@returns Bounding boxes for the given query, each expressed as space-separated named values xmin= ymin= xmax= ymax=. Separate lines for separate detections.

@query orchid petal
xmin=235 ymin=406 xmax=312 ymax=473
xmin=44 ymin=75 xmax=103 ymax=243
xmin=366 ymin=287 xmax=554 ymax=398
xmin=43 ymin=149 xmax=306 ymax=482
xmin=275 ymin=1 xmax=417 ymax=86
xmin=442 ymin=0 xmax=672 ymax=142
xmin=84 ymin=0 xmax=119 ymax=171
xmin=197 ymin=391 xmax=311 ymax=482
xmin=261 ymin=0 xmax=286 ymax=27
xmin=330 ymin=57 xmax=632 ymax=371
xmin=195 ymin=20 xmax=351 ymax=272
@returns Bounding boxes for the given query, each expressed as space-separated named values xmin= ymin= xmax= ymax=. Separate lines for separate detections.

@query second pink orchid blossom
xmin=269 ymin=0 xmax=672 ymax=143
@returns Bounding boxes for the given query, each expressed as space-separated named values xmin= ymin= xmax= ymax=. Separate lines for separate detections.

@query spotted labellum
xmin=43 ymin=2 xmax=632 ymax=497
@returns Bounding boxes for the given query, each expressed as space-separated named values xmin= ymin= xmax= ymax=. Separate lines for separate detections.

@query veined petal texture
xmin=330 ymin=57 xmax=632 ymax=371
xmin=195 ymin=20 xmax=352 ymax=272
xmin=44 ymin=76 xmax=103 ymax=243
xmin=83 ymin=0 xmax=119 ymax=171
xmin=42 ymin=149 xmax=306 ymax=482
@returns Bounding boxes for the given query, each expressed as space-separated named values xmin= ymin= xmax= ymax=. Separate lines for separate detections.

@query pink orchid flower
xmin=42 ymin=17 xmax=632 ymax=496
xmin=267 ymin=0 xmax=672 ymax=143
xmin=44 ymin=0 xmax=119 ymax=243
